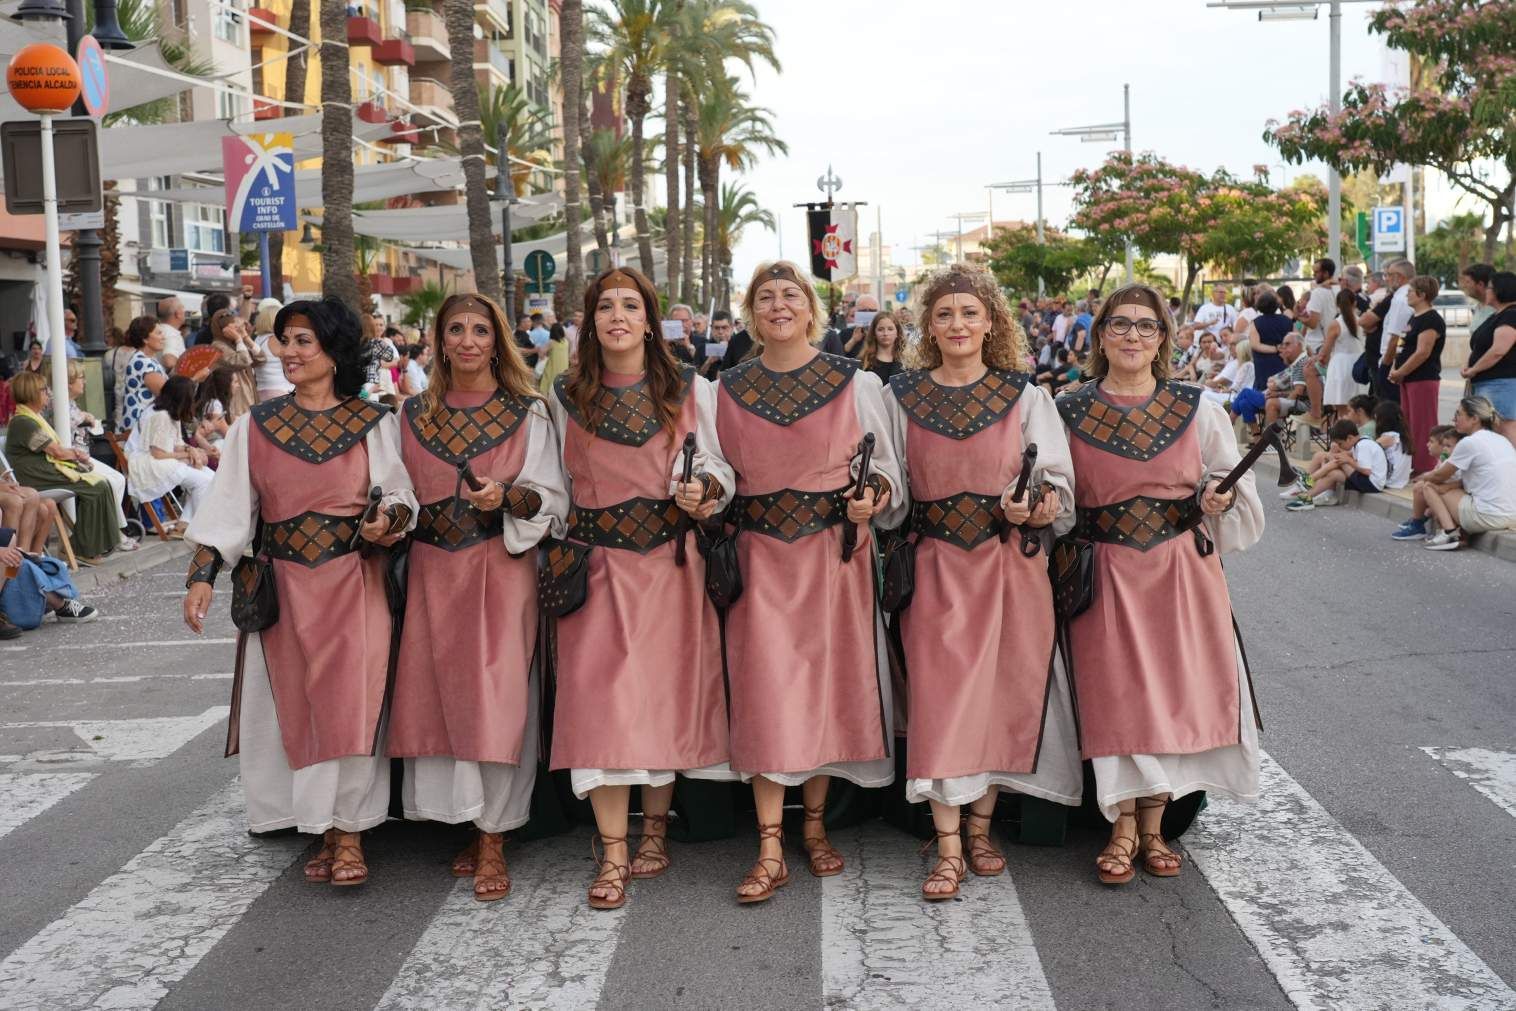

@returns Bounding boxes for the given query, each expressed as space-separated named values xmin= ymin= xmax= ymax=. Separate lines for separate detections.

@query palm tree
xmin=715 ymin=181 xmax=774 ymax=307
xmin=400 ymin=279 xmax=450 ymax=329
xmin=560 ymin=0 xmax=587 ymax=309
xmin=444 ymin=0 xmax=499 ymax=301
xmin=694 ymin=77 xmax=785 ymax=303
xmin=480 ymin=84 xmax=554 ymax=195
xmin=661 ymin=1 xmax=686 ymax=302
xmin=319 ymin=2 xmax=359 ymax=308
xmin=583 ymin=128 xmax=634 ymax=262
xmin=680 ymin=91 xmax=697 ymax=304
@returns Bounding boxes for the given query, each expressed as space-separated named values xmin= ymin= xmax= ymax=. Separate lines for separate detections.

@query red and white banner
xmin=808 ymin=203 xmax=858 ymax=282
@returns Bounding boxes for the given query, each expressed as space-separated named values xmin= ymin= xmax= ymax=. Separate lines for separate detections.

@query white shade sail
xmin=0 ymin=16 xmax=187 ymax=120
xmin=305 ymin=195 xmax=564 ymax=243
xmin=142 ymin=157 xmax=489 ymax=208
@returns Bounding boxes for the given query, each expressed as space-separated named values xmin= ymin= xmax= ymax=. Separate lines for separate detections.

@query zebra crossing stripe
xmin=821 ymin=824 xmax=1056 ymax=1010
xmin=0 ymin=772 xmax=94 ymax=840
xmin=375 ymin=834 xmax=631 ymax=1009
xmin=1422 ymin=747 xmax=1516 ymax=821
xmin=0 ymin=708 xmax=228 ymax=764
xmin=0 ymin=781 xmax=303 ymax=1010
xmin=1185 ymin=751 xmax=1516 ymax=1009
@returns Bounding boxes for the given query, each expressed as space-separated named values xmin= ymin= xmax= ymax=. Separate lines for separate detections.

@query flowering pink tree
xmin=1264 ymin=0 xmax=1516 ymax=261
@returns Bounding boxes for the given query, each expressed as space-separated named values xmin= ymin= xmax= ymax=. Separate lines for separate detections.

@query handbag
xmin=1048 ymin=536 xmax=1095 ymax=620
xmin=878 ymin=528 xmax=915 ymax=613
xmin=1351 ymin=352 xmax=1372 ymax=387
xmin=696 ymin=522 xmax=743 ymax=609
xmin=229 ymin=520 xmax=279 ymax=633
xmin=538 ymin=539 xmax=591 ymax=617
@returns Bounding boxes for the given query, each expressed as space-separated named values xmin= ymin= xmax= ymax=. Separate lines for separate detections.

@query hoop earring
xmin=645 ymin=330 xmax=654 ymax=342
xmin=490 ymin=354 xmax=499 ymax=369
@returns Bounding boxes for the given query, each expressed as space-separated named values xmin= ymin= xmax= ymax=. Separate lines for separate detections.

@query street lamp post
xmin=1053 ymin=83 xmax=1134 ymax=283
xmin=497 ymin=125 xmax=521 ymax=324
xmin=989 ymin=152 xmax=1049 ymax=296
xmin=947 ymin=212 xmax=988 ymax=264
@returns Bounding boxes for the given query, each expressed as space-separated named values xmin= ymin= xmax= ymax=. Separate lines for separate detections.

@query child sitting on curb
xmin=1285 ymin=419 xmax=1387 ymax=511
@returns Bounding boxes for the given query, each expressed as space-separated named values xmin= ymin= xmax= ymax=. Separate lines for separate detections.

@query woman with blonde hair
xmin=881 ymin=262 xmax=1082 ymax=900
xmin=1054 ymin=284 xmax=1264 ymax=885
xmin=388 ymin=292 xmax=569 ymax=902
xmin=252 ymin=300 xmax=293 ymax=402
xmin=713 ymin=260 xmax=905 ymax=904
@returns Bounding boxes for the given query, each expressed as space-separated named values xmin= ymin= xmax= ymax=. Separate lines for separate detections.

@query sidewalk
xmin=71 ymin=537 xmax=191 ymax=593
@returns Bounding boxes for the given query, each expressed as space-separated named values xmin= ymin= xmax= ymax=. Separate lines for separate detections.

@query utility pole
xmin=1053 ymin=84 xmax=1134 ymax=283
xmin=497 ymin=124 xmax=519 ymax=324
xmin=989 ymin=152 xmax=1053 ymax=296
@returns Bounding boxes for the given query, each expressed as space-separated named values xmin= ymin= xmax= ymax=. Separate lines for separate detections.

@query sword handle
xmin=1002 ymin=443 xmax=1039 ymax=544
xmin=675 ymin=433 xmax=697 ymax=567
xmin=842 ymin=433 xmax=875 ymax=563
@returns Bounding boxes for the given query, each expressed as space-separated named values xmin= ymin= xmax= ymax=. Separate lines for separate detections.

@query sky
xmin=726 ymin=0 xmax=1404 ymax=288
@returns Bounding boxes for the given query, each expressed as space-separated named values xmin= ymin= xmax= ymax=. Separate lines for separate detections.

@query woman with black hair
xmin=181 ymin=297 xmax=417 ymax=889
xmin=126 ymin=375 xmax=214 ymax=527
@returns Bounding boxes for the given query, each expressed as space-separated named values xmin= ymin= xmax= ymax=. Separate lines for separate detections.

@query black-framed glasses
xmin=1103 ymin=316 xmax=1163 ymax=340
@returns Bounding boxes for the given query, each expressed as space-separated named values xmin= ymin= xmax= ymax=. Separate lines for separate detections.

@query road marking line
xmin=1422 ymin=747 xmax=1516 ymax=821
xmin=821 ymin=825 xmax=1055 ymax=1010
xmin=0 ymin=781 xmax=302 ymax=1010
xmin=375 ymin=834 xmax=630 ymax=1009
xmin=1185 ymin=751 xmax=1516 ymax=1009
xmin=0 ymin=772 xmax=95 ymax=840
xmin=0 ymin=672 xmax=232 ymax=687
xmin=4 ymin=638 xmax=235 ymax=651
xmin=0 ymin=708 xmax=227 ymax=763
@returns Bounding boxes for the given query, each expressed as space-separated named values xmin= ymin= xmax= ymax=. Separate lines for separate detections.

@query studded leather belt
xmin=412 ymin=498 xmax=504 ymax=552
xmin=1072 ymin=494 xmax=1203 ymax=552
xmin=731 ymin=487 xmax=850 ymax=542
xmin=262 ymin=509 xmax=364 ymax=568
xmin=568 ymin=496 xmax=683 ymax=553
xmin=910 ymin=492 xmax=1006 ymax=550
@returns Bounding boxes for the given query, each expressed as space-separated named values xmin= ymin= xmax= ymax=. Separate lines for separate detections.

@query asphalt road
xmin=1 ymin=494 xmax=1514 ymax=1010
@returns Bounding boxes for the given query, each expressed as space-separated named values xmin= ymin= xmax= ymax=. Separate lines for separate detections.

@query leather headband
xmin=595 ymin=270 xmax=642 ymax=297
xmin=929 ymin=274 xmax=988 ymax=312
xmin=756 ymin=262 xmax=805 ymax=288
xmin=439 ymin=296 xmax=494 ymax=328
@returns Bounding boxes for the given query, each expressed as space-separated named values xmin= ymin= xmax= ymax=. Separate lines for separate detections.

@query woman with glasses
xmin=1055 ymin=284 xmax=1264 ymax=886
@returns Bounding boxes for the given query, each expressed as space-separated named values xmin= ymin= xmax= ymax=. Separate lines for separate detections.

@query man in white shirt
xmin=1192 ymin=285 xmax=1238 ymax=338
xmin=1299 ymin=258 xmax=1338 ymax=355
xmin=153 ymin=296 xmax=187 ymax=370
xmin=1052 ymin=304 xmax=1074 ymax=348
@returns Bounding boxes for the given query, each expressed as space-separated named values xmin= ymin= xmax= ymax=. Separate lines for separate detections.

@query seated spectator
xmin=1347 ymin=393 xmax=1378 ymax=438
xmin=1203 ymin=339 xmax=1253 ymax=411
xmin=1037 ymin=346 xmax=1082 ymax=393
xmin=1170 ymin=326 xmax=1200 ymax=379
xmin=1427 ymin=424 xmax=1459 ymax=466
xmin=4 ymin=371 xmax=122 ymax=563
xmin=1285 ymin=419 xmax=1387 ymax=511
xmin=127 ymin=376 xmax=214 ymax=531
xmin=65 ymin=361 xmax=135 ymax=551
xmin=192 ymin=369 xmax=230 ymax=462
xmin=1391 ymin=396 xmax=1516 ymax=548
xmin=0 ymin=447 xmax=59 ymax=559
xmin=0 ymin=528 xmax=95 ymax=633
xmin=1372 ymin=401 xmax=1412 ymax=490
xmin=1233 ymin=333 xmax=1310 ymax=427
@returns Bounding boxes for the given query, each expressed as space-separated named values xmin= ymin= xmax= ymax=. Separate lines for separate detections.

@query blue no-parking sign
xmin=76 ymin=36 xmax=110 ymax=118
xmin=1373 ymin=206 xmax=1405 ymax=253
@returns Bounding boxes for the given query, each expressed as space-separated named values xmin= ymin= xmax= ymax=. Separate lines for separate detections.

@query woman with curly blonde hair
xmin=881 ymin=262 xmax=1082 ymax=900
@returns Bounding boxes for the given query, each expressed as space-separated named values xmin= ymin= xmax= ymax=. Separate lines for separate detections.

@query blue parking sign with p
xmin=1373 ymin=207 xmax=1405 ymax=252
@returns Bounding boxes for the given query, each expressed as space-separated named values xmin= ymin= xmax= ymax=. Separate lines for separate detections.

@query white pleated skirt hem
xmin=738 ymin=755 xmax=895 ymax=790
xmin=569 ymin=762 xmax=737 ymax=800
xmin=906 ymin=773 xmax=1082 ymax=808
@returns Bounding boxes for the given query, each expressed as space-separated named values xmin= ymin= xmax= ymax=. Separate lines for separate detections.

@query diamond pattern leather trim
xmin=413 ymin=498 xmax=504 ymax=551
xmin=251 ymin=396 xmax=389 ymax=465
xmin=555 ymin=368 xmax=694 ymax=446
xmin=731 ymin=487 xmax=850 ymax=542
xmin=404 ymin=393 xmax=528 ymax=463
xmin=262 ymin=510 xmax=362 ymax=567
xmin=1072 ymin=493 xmax=1200 ymax=552
xmin=568 ymin=496 xmax=683 ymax=553
xmin=720 ymin=353 xmax=857 ymax=426
xmin=910 ymin=492 xmax=1005 ymax=550
xmin=1056 ymin=381 xmax=1200 ymax=461
xmin=890 ymin=369 xmax=1027 ymax=439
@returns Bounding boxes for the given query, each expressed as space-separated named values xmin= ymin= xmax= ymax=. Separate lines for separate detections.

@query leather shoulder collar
xmin=403 ymin=391 xmax=529 ymax=463
xmin=251 ymin=395 xmax=389 ymax=464
xmin=555 ymin=367 xmax=694 ymax=446
xmin=890 ymin=368 xmax=1027 ymax=439
xmin=720 ymin=352 xmax=857 ymax=426
xmin=1057 ymin=380 xmax=1201 ymax=461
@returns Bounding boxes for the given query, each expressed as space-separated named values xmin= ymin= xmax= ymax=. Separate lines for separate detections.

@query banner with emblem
xmin=221 ymin=132 xmax=296 ymax=232
xmin=807 ymin=203 xmax=858 ymax=283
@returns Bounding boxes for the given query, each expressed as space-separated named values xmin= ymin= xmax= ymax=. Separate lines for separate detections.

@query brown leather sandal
xmin=588 ymin=834 xmax=631 ymax=911
xmin=1096 ymin=811 xmax=1138 ymax=886
xmin=631 ymin=812 xmax=670 ymax=880
xmin=1136 ymin=798 xmax=1183 ymax=877
xmin=802 ymin=802 xmax=845 ymax=877
xmin=737 ymin=822 xmax=790 ymax=904
xmin=304 ymin=828 xmax=336 ymax=883
xmin=963 ymin=811 xmax=1007 ymax=877
xmin=473 ymin=832 xmax=511 ymax=902
xmin=920 ymin=831 xmax=967 ymax=902
xmin=451 ymin=836 xmax=479 ymax=878
xmin=330 ymin=831 xmax=369 ymax=887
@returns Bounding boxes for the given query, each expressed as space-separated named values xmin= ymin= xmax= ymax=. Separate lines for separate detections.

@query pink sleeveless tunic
xmin=1060 ymin=383 xmax=1242 ymax=758
xmin=893 ymin=371 xmax=1057 ymax=780
xmin=246 ymin=398 xmax=392 ymax=770
xmin=389 ymin=389 xmax=538 ymax=764
xmin=548 ymin=371 xmax=728 ymax=772
xmin=716 ymin=355 xmax=888 ymax=774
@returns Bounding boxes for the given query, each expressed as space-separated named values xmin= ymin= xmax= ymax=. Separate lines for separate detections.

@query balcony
xmin=252 ymin=97 xmax=280 ymax=121
xmin=473 ymin=39 xmax=512 ymax=82
xmin=346 ymin=15 xmax=382 ymax=47
xmin=409 ymin=77 xmax=455 ymax=126
xmin=475 ymin=1 xmax=511 ymax=36
xmin=406 ymin=8 xmax=450 ymax=63
xmin=370 ymin=273 xmax=420 ymax=296
xmin=355 ymin=99 xmax=389 ymax=124
xmin=248 ymin=7 xmax=277 ymax=36
xmin=374 ymin=31 xmax=414 ymax=67
xmin=381 ymin=119 xmax=421 ymax=145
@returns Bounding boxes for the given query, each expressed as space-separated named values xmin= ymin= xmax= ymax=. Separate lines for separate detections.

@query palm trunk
xmin=1179 ymin=259 xmax=1201 ymax=322
xmin=560 ymin=0 xmax=585 ymax=309
xmin=268 ymin=0 xmax=312 ymax=296
xmin=445 ymin=0 xmax=500 ymax=301
xmin=680 ymin=93 xmax=696 ymax=306
xmin=582 ymin=115 xmax=610 ymax=261
xmin=626 ymin=78 xmax=656 ymax=277
xmin=318 ymin=2 xmax=359 ymax=310
xmin=664 ymin=78 xmax=680 ymax=301
xmin=699 ymin=157 xmax=718 ymax=307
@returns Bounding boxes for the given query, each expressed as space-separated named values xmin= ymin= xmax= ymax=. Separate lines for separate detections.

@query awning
xmin=113 ymin=278 xmax=205 ymax=313
xmin=142 ymin=157 xmax=491 ymax=208
xmin=96 ymin=114 xmax=395 ymax=181
xmin=0 ymin=16 xmax=188 ymax=121
xmin=306 ymin=195 xmax=564 ymax=243
xmin=401 ymin=223 xmax=669 ymax=284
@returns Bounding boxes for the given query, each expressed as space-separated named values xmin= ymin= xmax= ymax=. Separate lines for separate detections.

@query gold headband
xmin=595 ymin=269 xmax=641 ymax=297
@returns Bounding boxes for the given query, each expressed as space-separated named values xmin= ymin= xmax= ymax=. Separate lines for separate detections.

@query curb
xmin=1256 ymin=457 xmax=1516 ymax=563
xmin=72 ymin=538 xmax=191 ymax=593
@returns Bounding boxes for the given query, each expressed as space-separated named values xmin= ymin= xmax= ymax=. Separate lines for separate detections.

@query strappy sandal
xmin=451 ymin=836 xmax=479 ymax=878
xmin=964 ymin=811 xmax=1007 ymax=877
xmin=330 ymin=831 xmax=369 ymax=887
xmin=802 ymin=802 xmax=845 ymax=878
xmin=304 ymin=828 xmax=336 ymax=883
xmin=473 ymin=832 xmax=511 ymax=902
xmin=588 ymin=834 xmax=631 ymax=911
xmin=631 ymin=812 xmax=670 ymax=880
xmin=920 ymin=831 xmax=967 ymax=902
xmin=737 ymin=822 xmax=790 ymax=904
xmin=1096 ymin=811 xmax=1138 ymax=886
xmin=1137 ymin=798 xmax=1183 ymax=878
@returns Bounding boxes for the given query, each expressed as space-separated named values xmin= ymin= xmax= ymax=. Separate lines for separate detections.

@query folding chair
xmin=34 ymin=487 xmax=78 ymax=571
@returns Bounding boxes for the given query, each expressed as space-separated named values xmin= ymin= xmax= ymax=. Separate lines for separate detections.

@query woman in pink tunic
xmin=547 ymin=267 xmax=735 ymax=911
xmin=1055 ymin=284 xmax=1264 ymax=886
xmin=715 ymin=261 xmax=906 ymax=904
xmin=880 ymin=264 xmax=1081 ymax=901
xmin=183 ymin=297 xmax=417 ymax=889
xmin=390 ymin=293 xmax=569 ymax=902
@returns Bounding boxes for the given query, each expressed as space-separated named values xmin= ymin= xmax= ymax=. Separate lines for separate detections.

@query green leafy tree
xmin=985 ymin=226 xmax=1108 ymax=299
xmin=1417 ymin=212 xmax=1515 ymax=283
xmin=400 ymin=280 xmax=450 ymax=329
